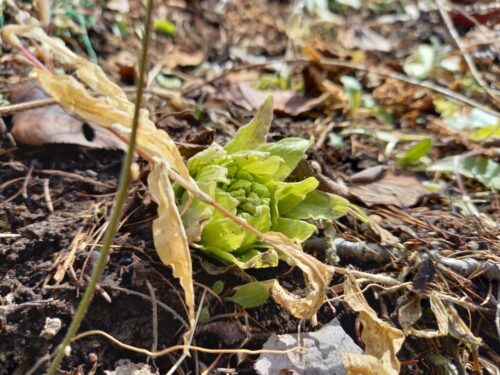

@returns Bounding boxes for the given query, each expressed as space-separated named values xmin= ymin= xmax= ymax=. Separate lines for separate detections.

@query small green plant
xmin=179 ymin=98 xmax=349 ymax=269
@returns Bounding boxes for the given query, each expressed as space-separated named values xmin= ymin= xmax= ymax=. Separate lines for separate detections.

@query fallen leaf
xmin=342 ymin=275 xmax=405 ymax=375
xmin=165 ymin=49 xmax=206 ymax=70
xmin=403 ymin=44 xmax=436 ymax=80
xmin=262 ymin=231 xmax=334 ymax=319
xmin=255 ymin=319 xmax=363 ymax=375
xmin=148 ymin=163 xmax=195 ymax=340
xmin=106 ymin=0 xmax=130 ymax=13
xmin=428 ymin=155 xmax=500 ymax=190
xmin=349 ymin=165 xmax=387 ymax=184
xmin=350 ymin=173 xmax=429 ymax=207
xmin=10 ymin=82 xmax=125 ymax=150
xmin=398 ymin=294 xmax=449 ymax=338
xmin=339 ymin=25 xmax=392 ymax=52
xmin=238 ymin=83 xmax=329 ymax=116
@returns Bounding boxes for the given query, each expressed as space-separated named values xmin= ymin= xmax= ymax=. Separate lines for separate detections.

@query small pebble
xmin=467 ymin=241 xmax=479 ymax=251
xmin=89 ymin=352 xmax=98 ymax=363
xmin=40 ymin=317 xmax=62 ymax=339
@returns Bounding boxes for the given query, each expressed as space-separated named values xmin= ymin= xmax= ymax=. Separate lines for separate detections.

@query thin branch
xmin=145 ymin=280 xmax=159 ymax=364
xmin=166 ymin=290 xmax=207 ymax=375
xmin=45 ymin=0 xmax=155 ymax=373
xmin=435 ymin=0 xmax=500 ymax=107
xmin=106 ymin=285 xmax=189 ymax=329
xmin=0 ymin=98 xmax=56 ymax=116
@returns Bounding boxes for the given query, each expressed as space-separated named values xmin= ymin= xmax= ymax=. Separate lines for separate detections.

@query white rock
xmin=40 ymin=317 xmax=62 ymax=339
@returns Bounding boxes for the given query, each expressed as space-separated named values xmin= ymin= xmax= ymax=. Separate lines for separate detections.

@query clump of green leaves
xmin=179 ymin=98 xmax=349 ymax=269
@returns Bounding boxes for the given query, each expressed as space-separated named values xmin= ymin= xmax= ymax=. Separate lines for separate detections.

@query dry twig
xmin=435 ymin=0 xmax=500 ymax=107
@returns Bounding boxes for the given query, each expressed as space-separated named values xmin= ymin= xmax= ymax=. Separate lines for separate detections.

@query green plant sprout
xmin=179 ymin=97 xmax=349 ymax=269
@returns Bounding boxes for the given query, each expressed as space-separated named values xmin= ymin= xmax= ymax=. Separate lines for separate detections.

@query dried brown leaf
xmin=238 ymin=83 xmax=329 ymax=116
xmin=350 ymin=173 xmax=429 ymax=208
xmin=338 ymin=25 xmax=392 ymax=52
xmin=342 ymin=275 xmax=405 ymax=375
xmin=10 ymin=82 xmax=125 ymax=149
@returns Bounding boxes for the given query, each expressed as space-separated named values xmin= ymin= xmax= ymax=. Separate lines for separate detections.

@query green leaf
xmin=285 ymin=190 xmax=349 ymax=220
xmin=257 ymin=138 xmax=312 ymax=181
xmin=433 ymin=99 xmax=460 ymax=117
xmin=195 ymin=164 xmax=229 ymax=184
xmin=224 ymin=97 xmax=274 ymax=154
xmin=212 ymin=280 xmax=225 ymax=295
xmin=156 ymin=74 xmax=182 ymax=89
xmin=469 ymin=124 xmax=500 ymax=140
xmin=273 ymin=217 xmax=316 ymax=242
xmin=202 ymin=246 xmax=279 ymax=269
xmin=239 ymin=205 xmax=272 ymax=249
xmin=403 ymin=44 xmax=435 ymax=80
xmin=228 ymin=281 xmax=270 ymax=308
xmin=201 ymin=217 xmax=246 ymax=252
xmin=398 ymin=139 xmax=432 ymax=166
xmin=275 ymin=177 xmax=320 ymax=215
xmin=153 ymin=19 xmax=176 ymax=36
xmin=188 ymin=143 xmax=227 ymax=175
xmin=428 ymin=156 xmax=500 ymax=190
xmin=340 ymin=75 xmax=362 ymax=111
xmin=231 ymin=151 xmax=283 ymax=177
xmin=212 ymin=191 xmax=239 ymax=218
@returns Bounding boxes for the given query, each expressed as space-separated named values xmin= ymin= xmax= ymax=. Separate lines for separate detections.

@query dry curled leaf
xmin=148 ymin=163 xmax=195 ymax=341
xmin=398 ymin=294 xmax=449 ymax=338
xmin=262 ymin=231 xmax=334 ymax=319
xmin=10 ymin=82 xmax=125 ymax=150
xmin=342 ymin=274 xmax=405 ymax=375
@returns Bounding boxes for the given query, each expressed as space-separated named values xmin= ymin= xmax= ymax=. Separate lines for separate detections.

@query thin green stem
xmin=45 ymin=0 xmax=155 ymax=373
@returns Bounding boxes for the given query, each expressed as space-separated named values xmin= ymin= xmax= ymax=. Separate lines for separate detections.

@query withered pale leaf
xmin=31 ymin=69 xmax=191 ymax=182
xmin=342 ymin=274 xmax=405 ymax=375
xmin=106 ymin=0 xmax=130 ymax=13
xmin=261 ymin=231 xmax=334 ymax=319
xmin=148 ymin=163 xmax=195 ymax=330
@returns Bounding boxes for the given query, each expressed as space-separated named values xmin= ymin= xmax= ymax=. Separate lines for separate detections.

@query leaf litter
xmin=1 ymin=1 xmax=499 ymax=374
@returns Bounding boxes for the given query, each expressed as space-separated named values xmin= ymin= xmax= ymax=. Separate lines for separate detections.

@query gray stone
xmin=255 ymin=319 xmax=363 ymax=375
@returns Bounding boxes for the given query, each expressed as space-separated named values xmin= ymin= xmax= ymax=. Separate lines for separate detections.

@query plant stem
xmin=45 ymin=0 xmax=155 ymax=373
